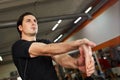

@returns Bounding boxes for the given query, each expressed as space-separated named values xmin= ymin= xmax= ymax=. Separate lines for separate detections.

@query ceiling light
xmin=58 ymin=19 xmax=62 ymax=24
xmin=85 ymin=6 xmax=92 ymax=13
xmin=52 ymin=24 xmax=59 ymax=31
xmin=74 ymin=17 xmax=82 ymax=24
xmin=54 ymin=34 xmax=63 ymax=42
xmin=52 ymin=20 xmax=62 ymax=31
xmin=0 ymin=56 xmax=3 ymax=61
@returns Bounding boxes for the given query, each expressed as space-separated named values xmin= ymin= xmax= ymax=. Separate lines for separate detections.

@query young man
xmin=12 ymin=12 xmax=96 ymax=80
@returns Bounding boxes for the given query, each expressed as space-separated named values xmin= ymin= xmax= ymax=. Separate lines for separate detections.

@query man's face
xmin=19 ymin=15 xmax=38 ymax=36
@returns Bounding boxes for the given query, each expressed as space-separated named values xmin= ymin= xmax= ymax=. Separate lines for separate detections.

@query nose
xmin=31 ymin=20 xmax=36 ymax=25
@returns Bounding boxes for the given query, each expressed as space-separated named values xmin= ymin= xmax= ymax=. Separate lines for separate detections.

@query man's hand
xmin=77 ymin=45 xmax=95 ymax=77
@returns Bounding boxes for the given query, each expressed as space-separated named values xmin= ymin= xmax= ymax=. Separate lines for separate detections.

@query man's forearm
xmin=29 ymin=38 xmax=96 ymax=57
xmin=53 ymin=54 xmax=78 ymax=69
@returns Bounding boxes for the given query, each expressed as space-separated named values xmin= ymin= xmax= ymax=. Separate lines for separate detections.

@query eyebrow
xmin=25 ymin=18 xmax=37 ymax=21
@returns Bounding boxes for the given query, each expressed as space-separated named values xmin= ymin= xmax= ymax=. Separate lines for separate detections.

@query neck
xmin=21 ymin=34 xmax=36 ymax=41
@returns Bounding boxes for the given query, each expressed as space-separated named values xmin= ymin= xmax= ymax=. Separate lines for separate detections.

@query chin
xmin=30 ymin=33 xmax=37 ymax=36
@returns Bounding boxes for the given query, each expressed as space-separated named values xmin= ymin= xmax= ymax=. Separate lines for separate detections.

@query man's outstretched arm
xmin=29 ymin=38 xmax=96 ymax=57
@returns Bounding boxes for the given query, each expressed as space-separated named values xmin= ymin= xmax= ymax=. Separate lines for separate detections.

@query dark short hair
xmin=17 ymin=12 xmax=36 ymax=37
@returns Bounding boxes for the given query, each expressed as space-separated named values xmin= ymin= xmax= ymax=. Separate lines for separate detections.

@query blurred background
xmin=0 ymin=0 xmax=119 ymax=80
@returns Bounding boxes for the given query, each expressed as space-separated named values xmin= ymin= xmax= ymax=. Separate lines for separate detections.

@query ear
xmin=18 ymin=25 xmax=23 ymax=31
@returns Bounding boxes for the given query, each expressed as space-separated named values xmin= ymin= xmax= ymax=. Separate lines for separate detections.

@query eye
xmin=26 ymin=19 xmax=30 ymax=22
xmin=34 ymin=19 xmax=37 ymax=23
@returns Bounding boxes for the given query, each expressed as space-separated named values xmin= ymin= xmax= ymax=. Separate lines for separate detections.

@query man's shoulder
xmin=37 ymin=39 xmax=52 ymax=44
xmin=12 ymin=40 xmax=25 ymax=45
xmin=12 ymin=39 xmax=32 ymax=48
xmin=12 ymin=40 xmax=21 ymax=46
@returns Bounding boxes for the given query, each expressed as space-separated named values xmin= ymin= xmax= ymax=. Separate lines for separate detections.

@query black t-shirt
xmin=12 ymin=39 xmax=58 ymax=80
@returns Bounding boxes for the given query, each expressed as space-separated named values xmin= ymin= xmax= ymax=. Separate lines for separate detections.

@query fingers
xmin=74 ymin=38 xmax=96 ymax=51
xmin=83 ymin=38 xmax=96 ymax=47
xmin=80 ymin=38 xmax=96 ymax=47
xmin=78 ymin=58 xmax=95 ymax=76
xmin=78 ymin=66 xmax=86 ymax=73
xmin=77 ymin=46 xmax=86 ymax=73
xmin=80 ymin=45 xmax=95 ymax=76
xmin=77 ymin=47 xmax=85 ymax=66
xmin=77 ymin=42 xmax=95 ymax=77
xmin=86 ymin=57 xmax=95 ymax=76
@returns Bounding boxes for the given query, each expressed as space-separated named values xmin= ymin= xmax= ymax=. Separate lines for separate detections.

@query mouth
xmin=31 ymin=27 xmax=38 ymax=33
xmin=31 ymin=27 xmax=36 ymax=30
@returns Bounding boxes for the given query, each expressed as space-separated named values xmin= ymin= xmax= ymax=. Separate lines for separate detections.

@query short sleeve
xmin=12 ymin=40 xmax=34 ymax=58
xmin=37 ymin=39 xmax=52 ymax=44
